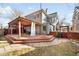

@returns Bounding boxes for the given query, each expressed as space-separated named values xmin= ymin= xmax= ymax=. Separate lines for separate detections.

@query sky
xmin=0 ymin=3 xmax=76 ymax=27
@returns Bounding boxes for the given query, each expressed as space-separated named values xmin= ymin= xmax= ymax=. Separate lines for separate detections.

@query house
xmin=8 ymin=9 xmax=58 ymax=38
xmin=59 ymin=23 xmax=71 ymax=32
xmin=72 ymin=6 xmax=79 ymax=32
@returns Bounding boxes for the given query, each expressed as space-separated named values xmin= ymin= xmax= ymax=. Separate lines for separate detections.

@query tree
xmin=8 ymin=8 xmax=23 ymax=20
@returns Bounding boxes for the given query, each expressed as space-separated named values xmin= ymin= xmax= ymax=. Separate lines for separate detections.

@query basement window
xmin=37 ymin=14 xmax=40 ymax=18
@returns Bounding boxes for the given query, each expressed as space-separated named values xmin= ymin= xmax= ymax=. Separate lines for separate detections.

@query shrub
xmin=56 ymin=32 xmax=61 ymax=38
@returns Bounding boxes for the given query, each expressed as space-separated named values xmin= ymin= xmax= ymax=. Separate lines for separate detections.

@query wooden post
xmin=11 ymin=28 xmax=13 ymax=35
xmin=10 ymin=26 xmax=13 ymax=35
xmin=18 ymin=21 xmax=21 ymax=38
xmin=31 ymin=22 xmax=36 ymax=36
xmin=21 ymin=26 xmax=23 ymax=36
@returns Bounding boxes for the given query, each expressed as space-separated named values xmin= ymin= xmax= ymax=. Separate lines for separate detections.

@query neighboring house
xmin=59 ymin=24 xmax=70 ymax=32
xmin=47 ymin=12 xmax=59 ymax=32
xmin=8 ymin=9 xmax=58 ymax=36
xmin=72 ymin=6 xmax=79 ymax=32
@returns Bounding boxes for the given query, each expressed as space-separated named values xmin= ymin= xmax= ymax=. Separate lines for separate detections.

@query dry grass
xmin=0 ymin=39 xmax=35 ymax=56
xmin=0 ymin=37 xmax=77 ymax=56
xmin=0 ymin=36 xmax=9 ymax=48
xmin=21 ymin=41 xmax=76 ymax=56
xmin=0 ymin=43 xmax=35 ymax=56
xmin=0 ymin=36 xmax=7 ymax=41
xmin=0 ymin=47 xmax=35 ymax=56
xmin=0 ymin=42 xmax=9 ymax=48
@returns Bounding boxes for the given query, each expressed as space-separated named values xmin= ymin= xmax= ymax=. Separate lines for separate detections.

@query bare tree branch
xmin=8 ymin=8 xmax=23 ymax=20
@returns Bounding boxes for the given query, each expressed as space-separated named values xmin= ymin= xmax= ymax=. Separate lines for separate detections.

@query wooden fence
xmin=49 ymin=32 xmax=79 ymax=40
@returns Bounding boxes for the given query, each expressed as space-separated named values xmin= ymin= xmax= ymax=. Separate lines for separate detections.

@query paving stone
xmin=26 ymin=38 xmax=69 ymax=47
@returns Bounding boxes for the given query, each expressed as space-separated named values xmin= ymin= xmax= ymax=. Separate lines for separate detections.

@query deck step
xmin=5 ymin=35 xmax=55 ymax=44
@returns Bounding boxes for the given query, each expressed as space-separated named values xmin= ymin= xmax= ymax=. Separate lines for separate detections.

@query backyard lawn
xmin=21 ymin=41 xmax=76 ymax=56
xmin=0 ymin=36 xmax=78 ymax=56
xmin=0 ymin=36 xmax=7 ymax=41
xmin=0 ymin=36 xmax=9 ymax=48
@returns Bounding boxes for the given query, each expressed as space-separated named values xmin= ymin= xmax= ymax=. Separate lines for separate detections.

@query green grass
xmin=21 ymin=41 xmax=76 ymax=56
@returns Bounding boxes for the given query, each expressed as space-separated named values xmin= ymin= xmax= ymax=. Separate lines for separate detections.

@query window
xmin=43 ymin=26 xmax=46 ymax=31
xmin=34 ymin=16 xmax=36 ymax=19
xmin=37 ymin=14 xmax=40 ymax=18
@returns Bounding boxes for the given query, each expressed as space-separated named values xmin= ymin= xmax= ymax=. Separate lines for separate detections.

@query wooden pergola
xmin=8 ymin=16 xmax=41 ymax=38
xmin=60 ymin=26 xmax=69 ymax=32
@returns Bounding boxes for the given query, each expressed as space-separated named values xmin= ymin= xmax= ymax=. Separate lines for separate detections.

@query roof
xmin=8 ymin=9 xmax=58 ymax=26
xmin=25 ymin=9 xmax=43 ymax=17
xmin=8 ymin=17 xmax=32 ymax=25
xmin=24 ymin=9 xmax=43 ymax=23
xmin=8 ymin=16 xmax=41 ymax=26
xmin=48 ymin=12 xmax=57 ymax=18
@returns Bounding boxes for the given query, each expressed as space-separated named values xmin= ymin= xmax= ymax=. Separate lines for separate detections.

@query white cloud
xmin=22 ymin=7 xmax=39 ymax=16
xmin=0 ymin=6 xmax=15 ymax=27
xmin=5 ymin=6 xmax=14 ymax=15
xmin=0 ymin=6 xmax=15 ymax=16
xmin=0 ymin=7 xmax=7 ymax=14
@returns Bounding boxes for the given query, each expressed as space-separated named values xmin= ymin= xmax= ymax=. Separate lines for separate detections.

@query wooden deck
xmin=5 ymin=35 xmax=55 ymax=44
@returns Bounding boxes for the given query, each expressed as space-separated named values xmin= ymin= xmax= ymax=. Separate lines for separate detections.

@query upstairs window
xmin=37 ymin=14 xmax=40 ymax=18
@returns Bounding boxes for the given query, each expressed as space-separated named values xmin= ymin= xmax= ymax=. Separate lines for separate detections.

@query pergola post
xmin=31 ymin=22 xmax=36 ymax=36
xmin=10 ymin=26 xmax=13 ymax=35
xmin=18 ymin=21 xmax=21 ymax=38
